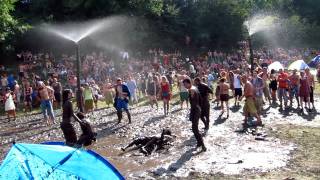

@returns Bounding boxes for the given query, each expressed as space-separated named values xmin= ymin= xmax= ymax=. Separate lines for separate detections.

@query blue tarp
xmin=0 ymin=142 xmax=124 ymax=180
xmin=309 ymin=55 xmax=320 ymax=68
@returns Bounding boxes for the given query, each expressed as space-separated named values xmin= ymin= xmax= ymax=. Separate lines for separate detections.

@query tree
xmin=0 ymin=0 xmax=19 ymax=41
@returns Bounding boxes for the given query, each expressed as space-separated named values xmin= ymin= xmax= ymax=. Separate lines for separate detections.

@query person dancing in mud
xmin=121 ymin=129 xmax=173 ymax=155
xmin=183 ymin=78 xmax=207 ymax=152
xmin=61 ymin=89 xmax=77 ymax=146
xmin=115 ymin=78 xmax=131 ymax=124
xmin=194 ymin=77 xmax=213 ymax=130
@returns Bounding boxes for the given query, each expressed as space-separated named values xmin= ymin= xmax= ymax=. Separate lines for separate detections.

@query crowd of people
xmin=0 ymin=46 xmax=320 ymax=151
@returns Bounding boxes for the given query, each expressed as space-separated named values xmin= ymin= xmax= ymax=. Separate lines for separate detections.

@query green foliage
xmin=2 ymin=0 xmax=320 ymax=54
xmin=0 ymin=0 xmax=18 ymax=41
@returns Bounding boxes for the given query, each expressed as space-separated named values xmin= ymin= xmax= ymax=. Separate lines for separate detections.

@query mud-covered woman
xmin=60 ymin=89 xmax=78 ymax=146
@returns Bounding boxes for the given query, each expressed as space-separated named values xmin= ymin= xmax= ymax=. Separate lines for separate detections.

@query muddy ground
xmin=0 ymin=96 xmax=319 ymax=179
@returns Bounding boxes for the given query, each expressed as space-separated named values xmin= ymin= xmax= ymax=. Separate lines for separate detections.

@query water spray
xmin=244 ymin=14 xmax=278 ymax=74
xmin=41 ymin=16 xmax=128 ymax=111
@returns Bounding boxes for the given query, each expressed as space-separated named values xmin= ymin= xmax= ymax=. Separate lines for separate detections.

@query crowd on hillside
xmin=1 ymin=46 xmax=320 ymax=150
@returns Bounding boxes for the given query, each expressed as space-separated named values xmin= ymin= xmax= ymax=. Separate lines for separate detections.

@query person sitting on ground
xmin=121 ymin=129 xmax=174 ymax=156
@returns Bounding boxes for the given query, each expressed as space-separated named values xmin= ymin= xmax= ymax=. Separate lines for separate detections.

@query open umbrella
xmin=0 ymin=142 xmax=124 ymax=180
xmin=288 ymin=60 xmax=309 ymax=70
xmin=308 ymin=55 xmax=320 ymax=68
xmin=268 ymin=61 xmax=284 ymax=71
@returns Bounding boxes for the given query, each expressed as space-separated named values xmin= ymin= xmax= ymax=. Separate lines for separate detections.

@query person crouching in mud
xmin=61 ymin=89 xmax=78 ymax=146
xmin=75 ymin=112 xmax=97 ymax=147
xmin=61 ymin=89 xmax=97 ymax=147
xmin=115 ymin=78 xmax=131 ymax=124
xmin=183 ymin=78 xmax=207 ymax=152
xmin=121 ymin=129 xmax=174 ymax=155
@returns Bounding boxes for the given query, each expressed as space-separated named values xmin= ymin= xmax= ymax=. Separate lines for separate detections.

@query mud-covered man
xmin=194 ymin=77 xmax=213 ymax=130
xmin=121 ymin=129 xmax=173 ymax=155
xmin=183 ymin=78 xmax=207 ymax=152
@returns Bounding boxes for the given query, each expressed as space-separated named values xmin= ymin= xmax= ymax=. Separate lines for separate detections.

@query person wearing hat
xmin=114 ymin=78 xmax=131 ymax=124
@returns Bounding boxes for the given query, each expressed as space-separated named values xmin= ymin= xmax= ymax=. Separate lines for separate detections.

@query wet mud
xmin=0 ymin=98 xmax=319 ymax=179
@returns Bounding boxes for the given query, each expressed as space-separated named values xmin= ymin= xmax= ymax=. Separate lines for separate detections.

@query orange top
xmin=289 ymin=74 xmax=299 ymax=86
xmin=278 ymin=72 xmax=288 ymax=88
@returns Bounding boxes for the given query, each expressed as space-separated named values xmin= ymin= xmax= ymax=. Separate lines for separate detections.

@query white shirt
xmin=233 ymin=74 xmax=241 ymax=89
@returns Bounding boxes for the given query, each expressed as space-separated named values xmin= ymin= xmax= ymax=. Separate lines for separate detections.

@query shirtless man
xmin=260 ymin=67 xmax=271 ymax=104
xmin=240 ymin=74 xmax=262 ymax=126
xmin=219 ymin=78 xmax=230 ymax=118
xmin=38 ymin=81 xmax=55 ymax=125
xmin=289 ymin=69 xmax=300 ymax=108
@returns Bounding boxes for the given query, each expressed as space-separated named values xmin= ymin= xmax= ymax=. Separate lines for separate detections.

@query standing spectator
xmin=127 ymin=76 xmax=138 ymax=104
xmin=260 ymin=67 xmax=271 ymax=104
xmin=23 ymin=82 xmax=33 ymax=112
xmin=305 ymin=68 xmax=315 ymax=109
xmin=233 ymin=69 xmax=242 ymax=107
xmin=288 ymin=69 xmax=300 ymax=108
xmin=219 ymin=78 xmax=230 ymax=118
xmin=251 ymin=71 xmax=264 ymax=114
xmin=13 ymin=81 xmax=21 ymax=108
xmin=277 ymin=69 xmax=289 ymax=110
xmin=159 ymin=76 xmax=171 ymax=116
xmin=178 ymin=71 xmax=190 ymax=109
xmin=146 ymin=76 xmax=158 ymax=109
xmin=1 ymin=75 xmax=8 ymax=89
xmin=4 ymin=88 xmax=16 ymax=121
xmin=299 ymin=71 xmax=311 ymax=113
xmin=103 ymin=83 xmax=114 ymax=108
xmin=52 ymin=78 xmax=62 ymax=109
xmin=83 ymin=83 xmax=95 ymax=113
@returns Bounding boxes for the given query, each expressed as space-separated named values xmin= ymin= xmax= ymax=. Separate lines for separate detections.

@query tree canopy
xmin=1 ymin=0 xmax=320 ymax=54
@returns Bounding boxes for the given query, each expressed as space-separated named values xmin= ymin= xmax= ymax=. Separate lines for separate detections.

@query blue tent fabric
xmin=0 ymin=142 xmax=125 ymax=180
xmin=309 ymin=55 xmax=320 ymax=67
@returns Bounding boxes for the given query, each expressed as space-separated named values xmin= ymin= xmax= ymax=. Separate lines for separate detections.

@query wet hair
xmin=76 ymin=112 xmax=85 ymax=120
xmin=62 ymin=89 xmax=72 ymax=104
xmin=182 ymin=78 xmax=191 ymax=84
xmin=194 ymin=77 xmax=201 ymax=83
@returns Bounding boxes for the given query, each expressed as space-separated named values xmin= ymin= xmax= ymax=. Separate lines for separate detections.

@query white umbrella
xmin=268 ymin=61 xmax=284 ymax=72
xmin=288 ymin=60 xmax=309 ymax=70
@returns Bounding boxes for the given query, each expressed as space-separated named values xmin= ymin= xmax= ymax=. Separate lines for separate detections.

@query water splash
xmin=42 ymin=16 xmax=127 ymax=43
xmin=244 ymin=15 xmax=278 ymax=36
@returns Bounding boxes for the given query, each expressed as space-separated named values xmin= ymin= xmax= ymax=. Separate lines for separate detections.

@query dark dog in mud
xmin=121 ymin=129 xmax=174 ymax=155
xmin=75 ymin=112 xmax=97 ymax=147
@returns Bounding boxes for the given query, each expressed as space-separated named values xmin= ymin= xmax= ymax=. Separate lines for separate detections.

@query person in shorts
xmin=219 ymin=78 xmax=230 ymax=118
xmin=240 ymin=74 xmax=262 ymax=126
